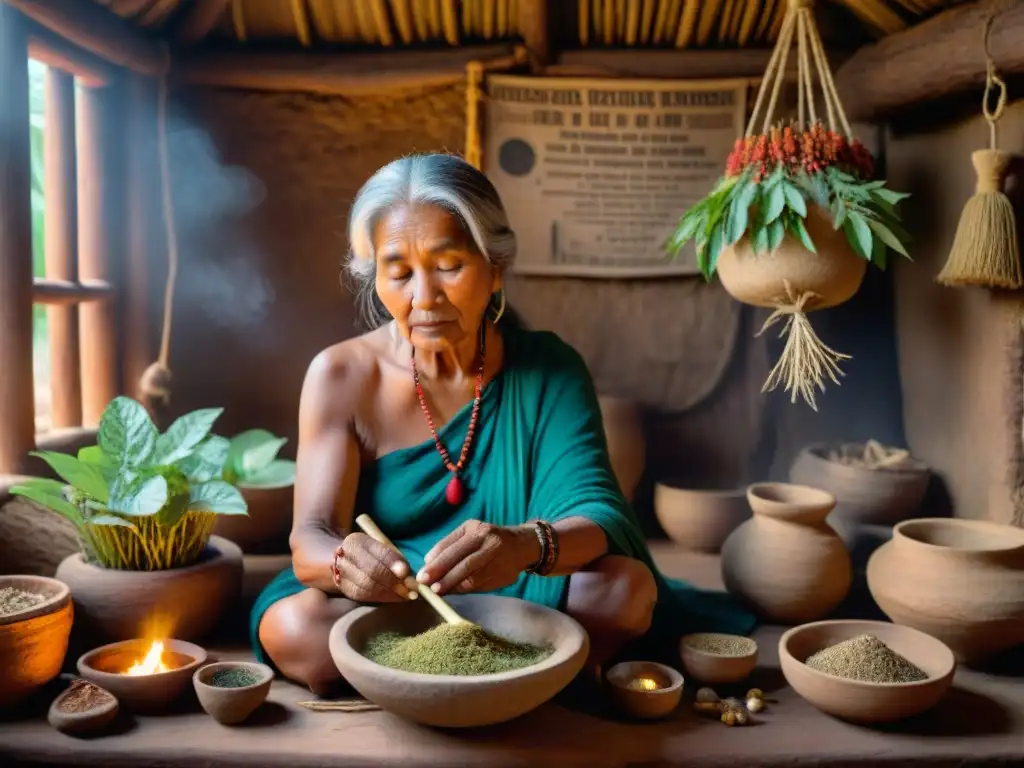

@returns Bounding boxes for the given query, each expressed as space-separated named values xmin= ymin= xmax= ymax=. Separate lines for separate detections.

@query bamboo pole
xmin=44 ymin=67 xmax=82 ymax=429
xmin=0 ymin=3 xmax=36 ymax=473
xmin=76 ymin=85 xmax=121 ymax=427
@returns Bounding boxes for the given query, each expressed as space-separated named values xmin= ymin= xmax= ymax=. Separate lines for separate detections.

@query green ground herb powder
xmin=210 ymin=668 xmax=261 ymax=688
xmin=805 ymin=634 xmax=928 ymax=684
xmin=363 ymin=623 xmax=554 ymax=676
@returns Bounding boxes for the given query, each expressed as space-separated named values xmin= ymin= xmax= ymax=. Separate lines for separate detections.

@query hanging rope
xmin=139 ymin=43 xmax=179 ymax=411
xmin=936 ymin=0 xmax=1021 ymax=289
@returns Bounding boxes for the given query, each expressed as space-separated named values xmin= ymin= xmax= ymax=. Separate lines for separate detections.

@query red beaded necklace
xmin=411 ymin=327 xmax=486 ymax=506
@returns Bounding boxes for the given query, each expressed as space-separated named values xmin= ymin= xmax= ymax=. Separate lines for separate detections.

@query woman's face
xmin=373 ymin=203 xmax=501 ymax=352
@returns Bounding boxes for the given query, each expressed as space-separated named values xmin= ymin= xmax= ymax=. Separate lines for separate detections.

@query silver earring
xmin=489 ymin=289 xmax=506 ymax=323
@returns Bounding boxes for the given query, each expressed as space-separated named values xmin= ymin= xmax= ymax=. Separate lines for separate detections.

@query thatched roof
xmin=95 ymin=0 xmax=968 ymax=50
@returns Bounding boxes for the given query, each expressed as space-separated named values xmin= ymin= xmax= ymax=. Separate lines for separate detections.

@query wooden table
xmin=1 ymin=546 xmax=1022 ymax=768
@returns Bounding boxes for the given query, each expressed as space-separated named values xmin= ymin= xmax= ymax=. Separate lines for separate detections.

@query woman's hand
xmin=333 ymin=532 xmax=417 ymax=603
xmin=418 ymin=521 xmax=540 ymax=595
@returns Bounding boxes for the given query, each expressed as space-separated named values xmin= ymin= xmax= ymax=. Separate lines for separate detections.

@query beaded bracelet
xmin=525 ymin=520 xmax=559 ymax=576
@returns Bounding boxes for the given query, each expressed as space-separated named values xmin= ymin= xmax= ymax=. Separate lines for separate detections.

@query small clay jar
xmin=866 ymin=518 xmax=1024 ymax=665
xmin=720 ymin=483 xmax=852 ymax=624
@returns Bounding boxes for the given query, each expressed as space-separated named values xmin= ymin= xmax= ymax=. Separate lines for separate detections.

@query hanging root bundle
xmin=937 ymin=10 xmax=1021 ymax=289
xmin=755 ymin=281 xmax=851 ymax=412
xmin=937 ymin=146 xmax=1021 ymax=289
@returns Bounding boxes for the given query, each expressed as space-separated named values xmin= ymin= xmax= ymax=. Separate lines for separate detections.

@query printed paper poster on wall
xmin=482 ymin=75 xmax=748 ymax=278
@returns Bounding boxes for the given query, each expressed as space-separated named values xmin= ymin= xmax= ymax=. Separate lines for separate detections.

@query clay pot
xmin=55 ymin=536 xmax=243 ymax=644
xmin=597 ymin=396 xmax=645 ymax=502
xmin=77 ymin=638 xmax=206 ymax=714
xmin=716 ymin=204 xmax=867 ymax=309
xmin=193 ymin=661 xmax=273 ymax=725
xmin=720 ymin=482 xmax=852 ymax=624
xmin=213 ymin=484 xmax=293 ymax=554
xmin=0 ymin=575 xmax=73 ymax=709
xmin=679 ymin=633 xmax=758 ymax=684
xmin=329 ymin=594 xmax=589 ymax=728
xmin=866 ymin=518 xmax=1024 ymax=665
xmin=653 ymin=484 xmax=750 ymax=553
xmin=605 ymin=661 xmax=684 ymax=720
xmin=789 ymin=443 xmax=930 ymax=526
xmin=779 ymin=619 xmax=955 ymax=724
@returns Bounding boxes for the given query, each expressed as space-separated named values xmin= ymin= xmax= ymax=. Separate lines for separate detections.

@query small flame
xmin=125 ymin=640 xmax=172 ymax=675
xmin=629 ymin=675 xmax=662 ymax=692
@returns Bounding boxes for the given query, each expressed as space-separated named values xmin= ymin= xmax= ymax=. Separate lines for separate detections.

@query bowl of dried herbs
xmin=779 ymin=619 xmax=955 ymax=724
xmin=328 ymin=593 xmax=589 ymax=728
xmin=193 ymin=661 xmax=273 ymax=725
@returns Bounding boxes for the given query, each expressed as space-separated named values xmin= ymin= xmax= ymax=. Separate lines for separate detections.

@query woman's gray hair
xmin=345 ymin=153 xmax=517 ymax=328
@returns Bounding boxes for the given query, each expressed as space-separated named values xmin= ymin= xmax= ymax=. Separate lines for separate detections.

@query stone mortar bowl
xmin=329 ymin=594 xmax=589 ymax=728
xmin=779 ymin=619 xmax=955 ymax=724
xmin=77 ymin=638 xmax=207 ymax=714
xmin=194 ymin=661 xmax=274 ymax=725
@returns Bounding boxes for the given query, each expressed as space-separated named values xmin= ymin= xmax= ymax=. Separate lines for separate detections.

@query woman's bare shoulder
xmin=303 ymin=326 xmax=393 ymax=399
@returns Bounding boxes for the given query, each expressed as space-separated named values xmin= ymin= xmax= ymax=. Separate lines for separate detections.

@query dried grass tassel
xmin=936 ymin=11 xmax=1021 ymax=289
xmin=755 ymin=281 xmax=851 ymax=412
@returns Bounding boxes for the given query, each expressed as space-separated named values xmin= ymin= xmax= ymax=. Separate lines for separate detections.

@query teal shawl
xmin=250 ymin=325 xmax=755 ymax=664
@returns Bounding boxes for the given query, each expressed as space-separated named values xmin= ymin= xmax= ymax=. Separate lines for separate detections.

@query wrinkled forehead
xmin=369 ymin=203 xmax=475 ymax=258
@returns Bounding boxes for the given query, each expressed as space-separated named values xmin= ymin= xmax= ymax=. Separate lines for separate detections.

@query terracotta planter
xmin=597 ymin=396 xmax=645 ymax=502
xmin=0 ymin=575 xmax=73 ymax=709
xmin=716 ymin=204 xmax=867 ymax=309
xmin=213 ymin=484 xmax=293 ymax=554
xmin=653 ymin=484 xmax=750 ymax=553
xmin=789 ymin=443 xmax=930 ymax=526
xmin=55 ymin=536 xmax=243 ymax=644
xmin=866 ymin=518 xmax=1024 ymax=665
xmin=720 ymin=482 xmax=852 ymax=624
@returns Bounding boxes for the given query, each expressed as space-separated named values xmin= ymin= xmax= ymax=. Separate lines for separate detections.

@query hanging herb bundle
xmin=667 ymin=0 xmax=914 ymax=410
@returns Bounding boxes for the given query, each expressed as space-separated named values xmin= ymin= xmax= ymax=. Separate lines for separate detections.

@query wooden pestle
xmin=355 ymin=514 xmax=470 ymax=626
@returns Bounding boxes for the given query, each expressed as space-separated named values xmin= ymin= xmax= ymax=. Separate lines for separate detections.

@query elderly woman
xmin=251 ymin=153 xmax=754 ymax=695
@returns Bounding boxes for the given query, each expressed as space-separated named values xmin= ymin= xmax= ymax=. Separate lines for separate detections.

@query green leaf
xmin=751 ymin=224 xmax=770 ymax=256
xmin=107 ymin=474 xmax=168 ymax=517
xmin=177 ymin=434 xmax=230 ymax=483
xmin=726 ymin=181 xmax=758 ymax=245
xmin=188 ymin=481 xmax=248 ymax=516
xmin=88 ymin=514 xmax=136 ymax=529
xmin=832 ymin=198 xmax=847 ymax=231
xmin=872 ymin=187 xmax=910 ymax=206
xmin=844 ymin=211 xmax=874 ymax=260
xmin=29 ymin=450 xmax=109 ymax=502
xmin=767 ymin=218 xmax=785 ymax=251
xmin=152 ymin=407 xmax=224 ymax=466
xmin=78 ymin=445 xmax=108 ymax=465
xmin=228 ymin=429 xmax=282 ymax=476
xmin=764 ymin=184 xmax=786 ymax=223
xmin=706 ymin=223 xmax=725 ymax=273
xmin=98 ymin=396 xmax=157 ymax=468
xmin=871 ymin=232 xmax=889 ymax=270
xmin=9 ymin=480 xmax=83 ymax=524
xmin=240 ymin=459 xmax=296 ymax=489
xmin=792 ymin=216 xmax=817 ymax=254
xmin=668 ymin=210 xmax=704 ymax=253
xmin=866 ymin=217 xmax=910 ymax=258
xmin=782 ymin=183 xmax=807 ymax=217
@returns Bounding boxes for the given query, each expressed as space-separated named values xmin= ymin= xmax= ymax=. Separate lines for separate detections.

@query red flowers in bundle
xmin=725 ymin=123 xmax=875 ymax=182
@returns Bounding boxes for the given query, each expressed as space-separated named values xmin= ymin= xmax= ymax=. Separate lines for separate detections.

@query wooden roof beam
xmin=835 ymin=0 xmax=1024 ymax=123
xmin=6 ymin=0 xmax=166 ymax=76
xmin=172 ymin=0 xmax=231 ymax=46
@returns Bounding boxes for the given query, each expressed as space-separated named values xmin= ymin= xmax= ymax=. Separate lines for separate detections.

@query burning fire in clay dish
xmin=124 ymin=640 xmax=175 ymax=675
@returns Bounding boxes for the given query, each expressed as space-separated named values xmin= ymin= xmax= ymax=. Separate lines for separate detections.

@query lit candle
xmin=627 ymin=675 xmax=664 ymax=692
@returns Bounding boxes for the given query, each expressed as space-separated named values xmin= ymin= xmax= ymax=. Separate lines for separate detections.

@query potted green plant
xmin=214 ymin=429 xmax=296 ymax=554
xmin=667 ymin=3 xmax=912 ymax=411
xmin=10 ymin=396 xmax=247 ymax=643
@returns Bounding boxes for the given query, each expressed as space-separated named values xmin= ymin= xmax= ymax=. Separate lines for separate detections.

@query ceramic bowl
xmin=606 ymin=661 xmax=684 ymax=720
xmin=329 ymin=594 xmax=589 ymax=728
xmin=679 ymin=633 xmax=758 ymax=684
xmin=194 ymin=661 xmax=274 ymax=725
xmin=77 ymin=638 xmax=207 ymax=713
xmin=0 ymin=575 xmax=74 ymax=709
xmin=653 ymin=484 xmax=750 ymax=553
xmin=779 ymin=619 xmax=956 ymax=724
